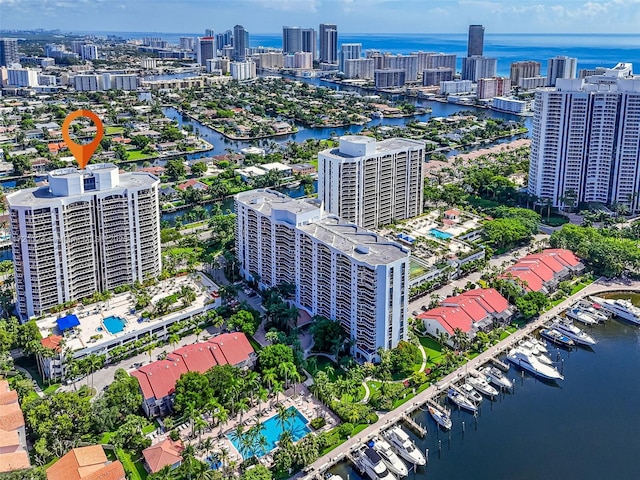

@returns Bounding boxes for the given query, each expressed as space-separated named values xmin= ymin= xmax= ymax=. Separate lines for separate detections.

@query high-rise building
xmin=0 ymin=38 xmax=19 ymax=67
xmin=338 ymin=43 xmax=361 ymax=72
xmin=257 ymin=52 xmax=285 ymax=70
xmin=233 ymin=25 xmax=248 ymax=62
xmin=423 ymin=67 xmax=453 ymax=86
xmin=528 ymin=63 xmax=640 ymax=213
xmin=467 ymin=25 xmax=485 ymax=57
xmin=546 ymin=55 xmax=577 ymax=86
xmin=8 ymin=164 xmax=161 ymax=319
xmin=440 ymin=80 xmax=473 ymax=95
xmin=374 ymin=69 xmax=406 ymax=89
xmin=196 ymin=37 xmax=216 ymax=66
xmin=230 ymin=60 xmax=256 ymax=81
xmin=7 ymin=68 xmax=38 ymax=87
xmin=179 ymin=37 xmax=196 ymax=51
xmin=461 ymin=56 xmax=497 ymax=82
xmin=510 ymin=61 xmax=541 ymax=86
xmin=319 ymin=23 xmax=338 ymax=64
xmin=71 ymin=40 xmax=85 ymax=55
xmin=282 ymin=26 xmax=316 ymax=58
xmin=80 ymin=44 xmax=98 ymax=61
xmin=383 ymin=54 xmax=419 ymax=82
xmin=477 ymin=76 xmax=511 ymax=99
xmin=344 ymin=58 xmax=374 ymax=80
xmin=205 ymin=28 xmax=215 ymax=38
xmin=425 ymin=53 xmax=457 ymax=72
xmin=318 ymin=136 xmax=424 ymax=229
xmin=235 ymin=189 xmax=410 ymax=361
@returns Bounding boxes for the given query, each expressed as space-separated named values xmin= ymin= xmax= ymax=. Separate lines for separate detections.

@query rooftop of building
xmin=38 ymin=273 xmax=218 ymax=355
xmin=319 ymin=135 xmax=425 ymax=159
xmin=45 ymin=445 xmax=125 ymax=480
xmin=236 ymin=189 xmax=409 ymax=265
xmin=142 ymin=438 xmax=184 ymax=474
xmin=6 ymin=167 xmax=159 ymax=208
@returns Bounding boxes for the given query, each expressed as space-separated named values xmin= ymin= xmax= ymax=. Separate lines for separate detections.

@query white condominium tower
xmin=528 ymin=63 xmax=640 ymax=212
xmin=318 ymin=136 xmax=425 ymax=229
xmin=8 ymin=164 xmax=161 ymax=319
xmin=235 ymin=190 xmax=409 ymax=361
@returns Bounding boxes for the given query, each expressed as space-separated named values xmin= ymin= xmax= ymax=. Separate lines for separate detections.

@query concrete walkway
xmin=294 ymin=277 xmax=640 ymax=480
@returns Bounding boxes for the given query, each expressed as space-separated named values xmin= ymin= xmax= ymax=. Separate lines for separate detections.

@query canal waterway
xmin=328 ymin=313 xmax=640 ymax=480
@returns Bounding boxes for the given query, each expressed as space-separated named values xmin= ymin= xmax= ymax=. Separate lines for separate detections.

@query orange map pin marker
xmin=62 ymin=109 xmax=104 ymax=169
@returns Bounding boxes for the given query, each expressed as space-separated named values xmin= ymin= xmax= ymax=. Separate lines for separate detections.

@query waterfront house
xmin=291 ymin=163 xmax=316 ymax=176
xmin=418 ymin=288 xmax=513 ymax=345
xmin=131 ymin=332 xmax=256 ymax=417
xmin=176 ymin=179 xmax=208 ymax=192
xmin=500 ymin=249 xmax=584 ymax=294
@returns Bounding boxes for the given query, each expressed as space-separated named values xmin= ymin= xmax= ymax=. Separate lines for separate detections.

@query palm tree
xmin=150 ymin=464 xmax=175 ymax=480
xmin=168 ymin=333 xmax=180 ymax=351
xmin=87 ymin=354 xmax=104 ymax=389
xmin=227 ymin=425 xmax=246 ymax=455
xmin=278 ymin=361 xmax=293 ymax=389
xmin=199 ymin=437 xmax=214 ymax=457
xmin=272 ymin=380 xmax=284 ymax=406
xmin=278 ymin=430 xmax=294 ymax=449
xmin=275 ymin=403 xmax=296 ymax=432
xmin=289 ymin=367 xmax=302 ymax=396
xmin=193 ymin=415 xmax=208 ymax=444
xmin=235 ymin=397 xmax=250 ymax=423
xmin=256 ymin=386 xmax=268 ymax=416
xmin=216 ymin=406 xmax=229 ymax=437
xmin=262 ymin=368 xmax=277 ymax=390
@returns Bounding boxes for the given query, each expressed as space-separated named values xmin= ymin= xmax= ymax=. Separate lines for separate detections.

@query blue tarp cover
xmin=57 ymin=314 xmax=80 ymax=331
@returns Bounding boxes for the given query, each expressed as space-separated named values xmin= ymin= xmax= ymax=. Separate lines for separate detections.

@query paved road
xmin=295 ymin=277 xmax=640 ymax=480
xmin=408 ymin=233 xmax=548 ymax=315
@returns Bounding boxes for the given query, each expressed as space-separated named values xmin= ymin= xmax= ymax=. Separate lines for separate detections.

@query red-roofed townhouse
xmin=131 ymin=332 xmax=255 ymax=417
xmin=418 ymin=288 xmax=513 ymax=345
xmin=0 ymin=380 xmax=30 ymax=474
xmin=142 ymin=438 xmax=184 ymax=474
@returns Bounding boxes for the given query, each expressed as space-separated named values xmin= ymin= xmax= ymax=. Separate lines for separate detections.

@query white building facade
xmin=318 ymin=136 xmax=424 ymax=229
xmin=8 ymin=164 xmax=162 ymax=319
xmin=235 ymin=189 xmax=410 ymax=361
xmin=230 ymin=60 xmax=256 ymax=81
xmin=528 ymin=63 xmax=640 ymax=213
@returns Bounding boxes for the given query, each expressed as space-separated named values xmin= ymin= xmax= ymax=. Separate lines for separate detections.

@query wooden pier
xmin=400 ymin=413 xmax=427 ymax=438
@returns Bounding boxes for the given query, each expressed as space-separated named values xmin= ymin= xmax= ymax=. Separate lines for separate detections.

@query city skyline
xmin=2 ymin=0 xmax=640 ymax=34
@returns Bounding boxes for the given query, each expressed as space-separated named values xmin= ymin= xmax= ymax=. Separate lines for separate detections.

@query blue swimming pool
xmin=103 ymin=316 xmax=126 ymax=334
xmin=429 ymin=228 xmax=453 ymax=240
xmin=228 ymin=406 xmax=310 ymax=458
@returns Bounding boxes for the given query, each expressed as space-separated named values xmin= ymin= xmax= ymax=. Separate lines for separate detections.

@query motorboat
xmin=479 ymin=365 xmax=513 ymax=390
xmin=506 ymin=347 xmax=564 ymax=381
xmin=459 ymin=382 xmax=483 ymax=404
xmin=540 ymin=328 xmax=575 ymax=348
xmin=590 ymin=297 xmax=640 ymax=325
xmin=383 ymin=426 xmax=426 ymax=466
xmin=566 ymin=307 xmax=599 ymax=326
xmin=428 ymin=404 xmax=452 ymax=430
xmin=577 ymin=300 xmax=610 ymax=322
xmin=326 ymin=476 xmax=344 ymax=480
xmin=467 ymin=374 xmax=499 ymax=398
xmin=551 ymin=319 xmax=597 ymax=346
xmin=370 ymin=437 xmax=408 ymax=477
xmin=356 ymin=446 xmax=397 ymax=480
xmin=527 ymin=336 xmax=549 ymax=354
xmin=446 ymin=388 xmax=478 ymax=413
xmin=517 ymin=340 xmax=554 ymax=365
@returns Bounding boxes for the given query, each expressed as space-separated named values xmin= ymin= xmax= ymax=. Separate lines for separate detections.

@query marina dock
xmin=294 ymin=277 xmax=640 ymax=480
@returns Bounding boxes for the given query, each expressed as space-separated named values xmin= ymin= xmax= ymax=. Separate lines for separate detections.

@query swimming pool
xmin=227 ymin=406 xmax=310 ymax=459
xmin=429 ymin=228 xmax=453 ymax=240
xmin=103 ymin=316 xmax=126 ymax=334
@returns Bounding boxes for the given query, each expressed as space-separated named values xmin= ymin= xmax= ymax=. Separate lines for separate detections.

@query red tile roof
xmin=176 ymin=179 xmax=207 ymax=191
xmin=41 ymin=334 xmax=64 ymax=351
xmin=0 ymin=451 xmax=31 ymax=473
xmin=142 ymin=438 xmax=184 ymax=474
xmin=544 ymin=248 xmax=581 ymax=267
xmin=440 ymin=297 xmax=487 ymax=322
xmin=46 ymin=445 xmax=125 ymax=480
xmin=132 ymin=333 xmax=254 ymax=402
xmin=499 ymin=249 xmax=581 ymax=292
xmin=418 ymin=306 xmax=474 ymax=335
xmin=458 ymin=288 xmax=510 ymax=314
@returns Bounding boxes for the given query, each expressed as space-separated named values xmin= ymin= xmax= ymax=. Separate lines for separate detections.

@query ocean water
xmin=92 ymin=31 xmax=640 ymax=77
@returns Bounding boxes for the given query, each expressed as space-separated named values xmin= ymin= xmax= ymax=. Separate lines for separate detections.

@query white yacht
xmin=447 ymin=388 xmax=478 ymax=413
xmin=383 ymin=426 xmax=426 ymax=466
xmin=467 ymin=374 xmax=499 ymax=398
xmin=459 ymin=382 xmax=483 ymax=404
xmin=371 ymin=437 xmax=408 ymax=477
xmin=528 ymin=336 xmax=549 ymax=354
xmin=428 ymin=404 xmax=452 ymax=430
xmin=326 ymin=476 xmax=343 ymax=480
xmin=356 ymin=447 xmax=397 ymax=480
xmin=566 ymin=307 xmax=599 ymax=326
xmin=518 ymin=340 xmax=554 ymax=365
xmin=479 ymin=365 xmax=513 ymax=390
xmin=590 ymin=297 xmax=640 ymax=325
xmin=506 ymin=347 xmax=564 ymax=381
xmin=551 ymin=319 xmax=597 ymax=346
xmin=577 ymin=301 xmax=610 ymax=322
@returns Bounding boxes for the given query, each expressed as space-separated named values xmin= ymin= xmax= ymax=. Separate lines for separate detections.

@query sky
xmin=1 ymin=0 xmax=640 ymax=34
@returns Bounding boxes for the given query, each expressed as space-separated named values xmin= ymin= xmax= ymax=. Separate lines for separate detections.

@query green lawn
xmin=418 ymin=336 xmax=444 ymax=367
xmin=306 ymin=356 xmax=345 ymax=381
xmin=43 ymin=384 xmax=61 ymax=395
xmin=126 ymin=149 xmax=156 ymax=161
xmin=105 ymin=126 xmax=124 ymax=135
xmin=116 ymin=448 xmax=147 ymax=480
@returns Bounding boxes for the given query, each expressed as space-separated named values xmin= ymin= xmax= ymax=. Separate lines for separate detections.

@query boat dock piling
xmin=400 ymin=413 xmax=427 ymax=438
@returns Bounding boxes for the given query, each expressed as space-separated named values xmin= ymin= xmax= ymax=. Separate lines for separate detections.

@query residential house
xmin=131 ymin=332 xmax=256 ymax=417
xmin=176 ymin=179 xmax=208 ymax=192
xmin=46 ymin=445 xmax=125 ymax=480
xmin=142 ymin=438 xmax=184 ymax=474
xmin=500 ymin=249 xmax=584 ymax=294
xmin=418 ymin=288 xmax=513 ymax=345
xmin=444 ymin=208 xmax=461 ymax=222
xmin=291 ymin=163 xmax=316 ymax=176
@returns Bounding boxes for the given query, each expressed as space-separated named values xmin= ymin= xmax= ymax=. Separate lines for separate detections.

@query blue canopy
xmin=57 ymin=314 xmax=80 ymax=331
